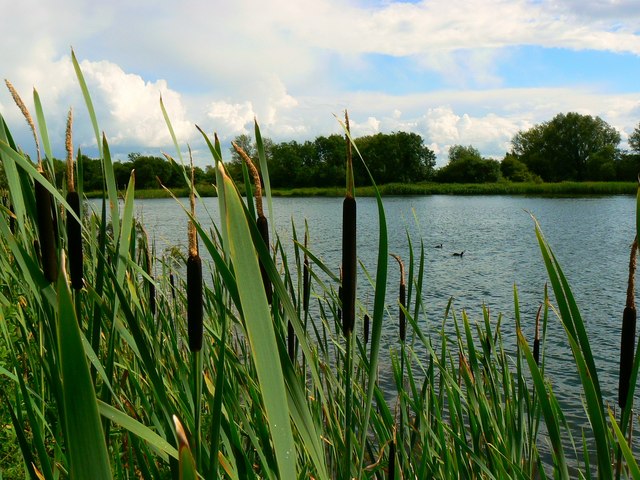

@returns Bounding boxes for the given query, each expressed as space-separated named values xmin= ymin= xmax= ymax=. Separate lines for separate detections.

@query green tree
xmin=629 ymin=123 xmax=640 ymax=154
xmin=511 ymin=112 xmax=621 ymax=181
xmin=501 ymin=153 xmax=539 ymax=182
xmin=354 ymin=132 xmax=435 ymax=185
xmin=436 ymin=145 xmax=501 ymax=183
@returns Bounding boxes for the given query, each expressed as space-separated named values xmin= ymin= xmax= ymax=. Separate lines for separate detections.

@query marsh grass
xmin=0 ymin=60 xmax=639 ymax=479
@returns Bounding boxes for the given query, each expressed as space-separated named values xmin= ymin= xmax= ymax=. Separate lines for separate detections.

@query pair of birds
xmin=434 ymin=243 xmax=464 ymax=256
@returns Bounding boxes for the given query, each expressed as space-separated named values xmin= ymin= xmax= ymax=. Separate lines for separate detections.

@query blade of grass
xmin=220 ymin=165 xmax=296 ymax=479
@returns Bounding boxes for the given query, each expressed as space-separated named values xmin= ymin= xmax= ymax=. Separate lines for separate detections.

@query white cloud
xmin=1 ymin=0 xmax=640 ymax=167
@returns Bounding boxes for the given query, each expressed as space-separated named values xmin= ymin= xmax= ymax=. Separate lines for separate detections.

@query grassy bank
xmin=85 ymin=181 xmax=637 ymax=199
xmin=2 ymin=63 xmax=640 ymax=479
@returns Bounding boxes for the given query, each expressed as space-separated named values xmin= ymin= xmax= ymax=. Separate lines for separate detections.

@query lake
xmin=101 ymin=193 xmax=638 ymax=429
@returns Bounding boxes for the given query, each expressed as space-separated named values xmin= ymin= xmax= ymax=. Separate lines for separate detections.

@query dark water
xmin=106 ymin=194 xmax=638 ymax=430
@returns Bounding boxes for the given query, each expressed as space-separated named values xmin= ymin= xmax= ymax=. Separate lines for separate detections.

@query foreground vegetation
xmin=2 ymin=54 xmax=640 ymax=479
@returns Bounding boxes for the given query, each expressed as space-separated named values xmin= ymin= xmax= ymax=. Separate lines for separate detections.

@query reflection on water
xmin=91 ymin=194 xmax=637 ymax=431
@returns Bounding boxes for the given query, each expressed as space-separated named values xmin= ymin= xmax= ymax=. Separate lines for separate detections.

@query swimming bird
xmin=434 ymin=243 xmax=443 ymax=248
xmin=452 ymin=251 xmax=464 ymax=257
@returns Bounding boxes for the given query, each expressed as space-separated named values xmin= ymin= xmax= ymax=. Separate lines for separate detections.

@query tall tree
xmin=511 ymin=112 xmax=621 ymax=181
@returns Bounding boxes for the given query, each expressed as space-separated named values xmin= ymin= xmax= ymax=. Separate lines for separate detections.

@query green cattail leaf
xmin=609 ymin=408 xmax=640 ymax=478
xmin=0 ymin=116 xmax=26 ymax=227
xmin=32 ymin=88 xmax=53 ymax=166
xmin=102 ymin=135 xmax=120 ymax=241
xmin=0 ymin=140 xmax=80 ymax=224
xmin=254 ymin=119 xmax=274 ymax=237
xmin=71 ymin=48 xmax=102 ymax=157
xmin=160 ymin=95 xmax=184 ymax=164
xmin=57 ymin=262 xmax=112 ymax=479
xmin=220 ymin=166 xmax=296 ymax=480
xmin=98 ymin=401 xmax=178 ymax=462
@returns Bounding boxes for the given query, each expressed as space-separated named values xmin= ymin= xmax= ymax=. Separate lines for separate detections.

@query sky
xmin=1 ymin=0 xmax=640 ymax=167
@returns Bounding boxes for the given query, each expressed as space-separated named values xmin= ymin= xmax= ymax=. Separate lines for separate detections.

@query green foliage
xmin=501 ymin=153 xmax=540 ymax=182
xmin=629 ymin=122 xmax=640 ymax=154
xmin=511 ymin=112 xmax=621 ymax=181
xmin=435 ymin=144 xmax=501 ymax=183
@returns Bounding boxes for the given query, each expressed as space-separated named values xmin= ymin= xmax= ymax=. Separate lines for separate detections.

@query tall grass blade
xmin=220 ymin=165 xmax=296 ymax=479
xmin=57 ymin=259 xmax=112 ymax=479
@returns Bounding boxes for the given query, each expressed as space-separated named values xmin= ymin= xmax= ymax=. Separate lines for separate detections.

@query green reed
xmin=1 ymin=56 xmax=640 ymax=479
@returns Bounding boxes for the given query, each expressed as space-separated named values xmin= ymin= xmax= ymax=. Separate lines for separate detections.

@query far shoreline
xmin=83 ymin=181 xmax=637 ymax=199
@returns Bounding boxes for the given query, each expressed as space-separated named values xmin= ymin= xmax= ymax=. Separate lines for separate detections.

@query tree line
xmin=5 ymin=112 xmax=640 ymax=191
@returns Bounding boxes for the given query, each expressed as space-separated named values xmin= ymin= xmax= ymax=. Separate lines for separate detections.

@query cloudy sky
xmin=1 ymin=0 xmax=640 ymax=166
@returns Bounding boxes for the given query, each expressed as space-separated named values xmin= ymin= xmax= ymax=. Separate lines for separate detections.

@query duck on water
xmin=452 ymin=251 xmax=464 ymax=257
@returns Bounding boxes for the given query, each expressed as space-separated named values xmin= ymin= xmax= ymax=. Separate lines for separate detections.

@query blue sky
xmin=1 ymin=0 xmax=640 ymax=166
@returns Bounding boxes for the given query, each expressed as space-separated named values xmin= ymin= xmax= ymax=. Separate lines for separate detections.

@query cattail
xmin=35 ymin=179 xmax=58 ymax=282
xmin=169 ymin=271 xmax=176 ymax=302
xmin=64 ymin=109 xmax=83 ymax=290
xmin=619 ymin=236 xmax=637 ymax=409
xmin=533 ymin=304 xmax=542 ymax=365
xmin=364 ymin=313 xmax=370 ymax=345
xmin=6 ymin=80 xmax=58 ymax=281
xmin=391 ymin=254 xmax=406 ymax=342
xmin=388 ymin=436 xmax=396 ymax=480
xmin=186 ymin=152 xmax=203 ymax=352
xmin=342 ymin=111 xmax=356 ymax=337
xmin=232 ymin=141 xmax=272 ymax=304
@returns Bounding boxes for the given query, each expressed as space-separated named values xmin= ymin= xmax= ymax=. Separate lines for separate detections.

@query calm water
xmin=101 ymin=194 xmax=638 ymax=428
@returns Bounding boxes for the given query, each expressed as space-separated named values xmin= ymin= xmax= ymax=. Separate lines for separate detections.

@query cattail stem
xmin=618 ymin=237 xmax=637 ymax=409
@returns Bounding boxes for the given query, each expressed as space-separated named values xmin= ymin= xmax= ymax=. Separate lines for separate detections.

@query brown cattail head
xmin=388 ymin=434 xmax=396 ymax=480
xmin=287 ymin=321 xmax=295 ymax=362
xmin=364 ymin=314 xmax=370 ymax=345
xmin=187 ymin=253 xmax=203 ymax=352
xmin=169 ymin=271 xmax=176 ymax=302
xmin=341 ymin=195 xmax=356 ymax=336
xmin=35 ymin=179 xmax=58 ymax=283
xmin=391 ymin=254 xmax=406 ymax=342
xmin=619 ymin=236 xmax=638 ymax=409
xmin=256 ymin=214 xmax=272 ymax=304
xmin=65 ymin=190 xmax=83 ymax=290
xmin=533 ymin=304 xmax=542 ymax=365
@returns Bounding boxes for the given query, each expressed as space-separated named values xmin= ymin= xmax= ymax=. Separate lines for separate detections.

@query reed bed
xmin=1 ymin=58 xmax=640 ymax=479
